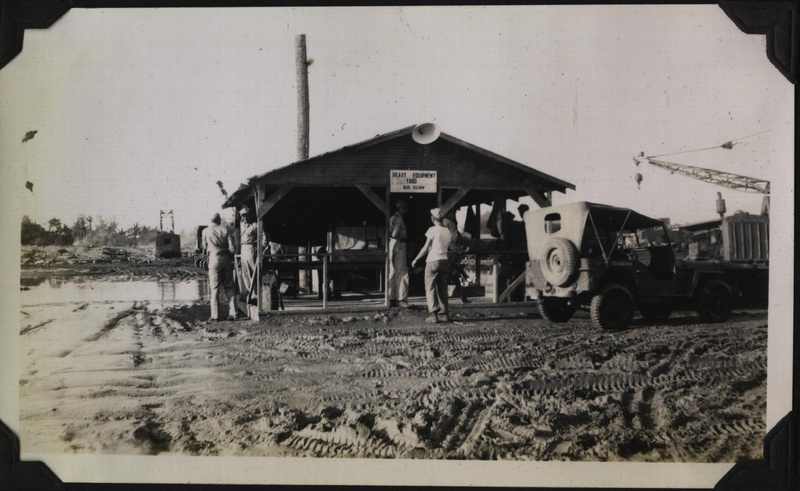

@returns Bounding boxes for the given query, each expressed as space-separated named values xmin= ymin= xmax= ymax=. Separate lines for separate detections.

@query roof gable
xmin=224 ymin=125 xmax=575 ymax=207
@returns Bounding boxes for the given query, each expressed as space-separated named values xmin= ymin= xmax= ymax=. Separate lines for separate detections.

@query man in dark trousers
xmin=239 ymin=206 xmax=265 ymax=306
xmin=412 ymin=208 xmax=453 ymax=323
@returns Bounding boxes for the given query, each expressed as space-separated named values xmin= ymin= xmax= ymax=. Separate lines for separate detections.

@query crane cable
xmin=645 ymin=130 xmax=770 ymax=159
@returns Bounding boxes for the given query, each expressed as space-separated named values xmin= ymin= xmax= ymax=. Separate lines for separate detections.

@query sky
xmin=0 ymin=5 xmax=793 ymax=234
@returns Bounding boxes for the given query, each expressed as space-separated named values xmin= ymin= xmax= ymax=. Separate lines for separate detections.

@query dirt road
xmin=19 ymin=296 xmax=767 ymax=462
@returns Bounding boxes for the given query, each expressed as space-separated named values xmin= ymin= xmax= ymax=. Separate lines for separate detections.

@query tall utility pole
xmin=296 ymin=34 xmax=310 ymax=292
xmin=296 ymin=34 xmax=310 ymax=162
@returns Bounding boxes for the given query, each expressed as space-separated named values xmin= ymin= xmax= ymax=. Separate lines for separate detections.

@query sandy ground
xmin=18 ymin=265 xmax=767 ymax=462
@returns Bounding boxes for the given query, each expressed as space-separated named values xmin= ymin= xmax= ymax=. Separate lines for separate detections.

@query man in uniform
xmin=411 ymin=208 xmax=453 ymax=323
xmin=202 ymin=213 xmax=239 ymax=321
xmin=239 ymin=206 xmax=265 ymax=305
xmin=388 ymin=199 xmax=410 ymax=307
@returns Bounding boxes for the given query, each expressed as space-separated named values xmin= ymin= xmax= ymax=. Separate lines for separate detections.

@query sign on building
xmin=390 ymin=170 xmax=437 ymax=193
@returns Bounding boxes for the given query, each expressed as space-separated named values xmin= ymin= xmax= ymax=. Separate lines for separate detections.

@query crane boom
xmin=634 ymin=155 xmax=770 ymax=195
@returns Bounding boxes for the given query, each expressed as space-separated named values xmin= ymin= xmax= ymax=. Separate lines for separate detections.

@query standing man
xmin=412 ymin=208 xmax=453 ymax=324
xmin=443 ymin=210 xmax=470 ymax=304
xmin=202 ymin=213 xmax=239 ymax=321
xmin=239 ymin=206 xmax=264 ymax=306
xmin=388 ymin=199 xmax=410 ymax=308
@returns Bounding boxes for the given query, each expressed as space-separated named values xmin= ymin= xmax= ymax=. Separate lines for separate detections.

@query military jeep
xmin=524 ymin=201 xmax=737 ymax=330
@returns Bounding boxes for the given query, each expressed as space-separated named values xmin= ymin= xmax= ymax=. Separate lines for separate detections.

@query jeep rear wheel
xmin=696 ymin=280 xmax=733 ymax=323
xmin=538 ymin=297 xmax=576 ymax=323
xmin=540 ymin=237 xmax=579 ymax=287
xmin=590 ymin=284 xmax=635 ymax=330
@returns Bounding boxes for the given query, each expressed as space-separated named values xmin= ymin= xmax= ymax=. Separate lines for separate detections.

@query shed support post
xmin=524 ymin=186 xmax=552 ymax=208
xmin=327 ymin=229 xmax=334 ymax=308
xmin=384 ymin=187 xmax=390 ymax=307
xmin=322 ymin=254 xmax=328 ymax=309
xmin=498 ymin=271 xmax=525 ymax=303
xmin=475 ymin=204 xmax=481 ymax=287
xmin=254 ymin=182 xmax=265 ymax=320
xmin=257 ymin=184 xmax=294 ymax=219
xmin=439 ymin=187 xmax=469 ymax=217
xmin=356 ymin=184 xmax=389 ymax=215
xmin=492 ymin=254 xmax=500 ymax=304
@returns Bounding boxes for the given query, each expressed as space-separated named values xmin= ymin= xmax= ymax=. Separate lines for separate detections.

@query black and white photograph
xmin=0 ymin=3 xmax=794 ymax=488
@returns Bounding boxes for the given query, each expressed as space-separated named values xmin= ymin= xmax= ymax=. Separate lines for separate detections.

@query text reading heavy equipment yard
xmin=19 ymin=247 xmax=766 ymax=462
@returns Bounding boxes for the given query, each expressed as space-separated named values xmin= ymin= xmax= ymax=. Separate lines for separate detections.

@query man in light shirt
xmin=202 ymin=213 xmax=239 ymax=321
xmin=412 ymin=208 xmax=453 ymax=323
xmin=239 ymin=206 xmax=266 ymax=305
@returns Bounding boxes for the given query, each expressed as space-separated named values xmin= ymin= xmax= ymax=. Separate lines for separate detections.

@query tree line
xmin=21 ymin=215 xmax=164 ymax=248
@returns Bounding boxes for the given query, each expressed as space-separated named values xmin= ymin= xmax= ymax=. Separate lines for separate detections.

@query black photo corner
xmin=0 ymin=1 xmax=797 ymax=490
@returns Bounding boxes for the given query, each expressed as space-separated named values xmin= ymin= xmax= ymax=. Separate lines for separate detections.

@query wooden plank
xmin=524 ymin=186 xmax=551 ymax=208
xmin=355 ymin=184 xmax=388 ymax=215
xmin=498 ymin=271 xmax=526 ymax=303
xmin=257 ymin=184 xmax=293 ymax=219
xmin=439 ymin=187 xmax=470 ymax=216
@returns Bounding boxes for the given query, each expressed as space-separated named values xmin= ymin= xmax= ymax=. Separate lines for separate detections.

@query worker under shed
xmin=222 ymin=124 xmax=575 ymax=317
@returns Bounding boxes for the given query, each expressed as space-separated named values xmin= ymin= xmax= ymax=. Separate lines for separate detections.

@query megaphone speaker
xmin=412 ymin=123 xmax=441 ymax=145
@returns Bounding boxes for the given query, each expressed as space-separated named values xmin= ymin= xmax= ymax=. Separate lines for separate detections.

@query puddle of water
xmin=20 ymin=276 xmax=208 ymax=306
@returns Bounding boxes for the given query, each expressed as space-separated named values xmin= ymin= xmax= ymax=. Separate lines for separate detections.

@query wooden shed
xmin=223 ymin=124 xmax=575 ymax=316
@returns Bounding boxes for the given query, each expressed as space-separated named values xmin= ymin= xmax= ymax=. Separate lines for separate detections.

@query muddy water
xmin=20 ymin=276 xmax=208 ymax=306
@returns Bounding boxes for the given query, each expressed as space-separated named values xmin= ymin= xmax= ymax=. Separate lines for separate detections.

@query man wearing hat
xmin=239 ymin=206 xmax=265 ymax=305
xmin=202 ymin=213 xmax=239 ymax=321
xmin=412 ymin=208 xmax=453 ymax=323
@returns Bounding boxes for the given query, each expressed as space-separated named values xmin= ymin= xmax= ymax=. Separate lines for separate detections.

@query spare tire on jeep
xmin=540 ymin=237 xmax=579 ymax=287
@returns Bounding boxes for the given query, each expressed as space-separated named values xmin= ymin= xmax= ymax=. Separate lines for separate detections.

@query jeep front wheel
xmin=540 ymin=237 xmax=579 ymax=287
xmin=590 ymin=284 xmax=635 ymax=330
xmin=695 ymin=280 xmax=733 ymax=323
xmin=538 ymin=297 xmax=576 ymax=324
xmin=640 ymin=301 xmax=672 ymax=321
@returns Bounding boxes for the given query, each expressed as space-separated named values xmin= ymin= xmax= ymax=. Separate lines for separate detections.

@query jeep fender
xmin=594 ymin=268 xmax=640 ymax=302
xmin=689 ymin=271 xmax=735 ymax=297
